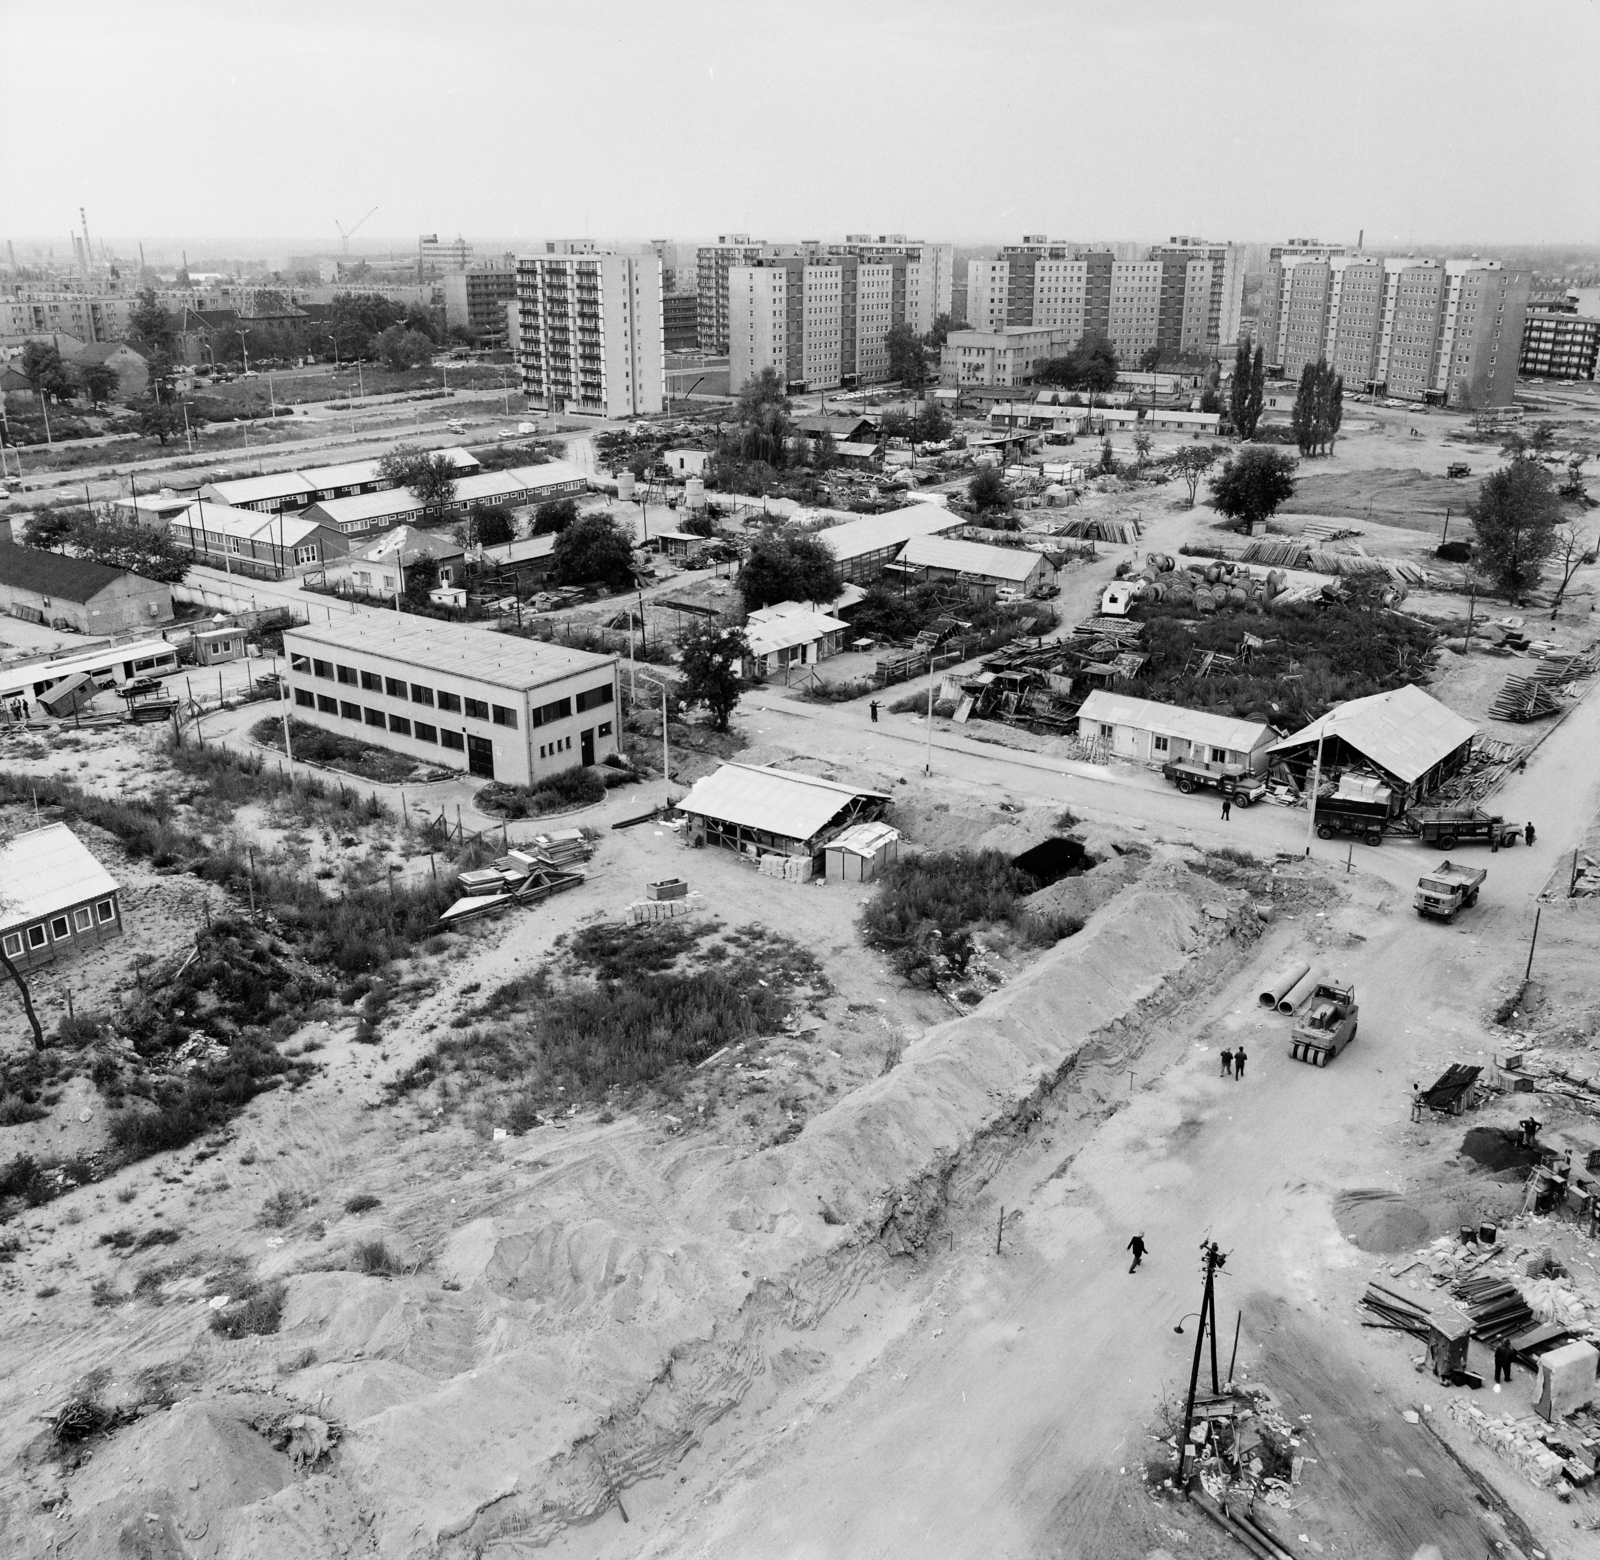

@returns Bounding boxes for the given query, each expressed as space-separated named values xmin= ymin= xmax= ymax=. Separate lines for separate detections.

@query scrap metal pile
xmin=948 ymin=615 xmax=1145 ymax=731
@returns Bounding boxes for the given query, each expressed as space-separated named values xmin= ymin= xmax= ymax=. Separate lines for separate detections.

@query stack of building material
xmin=531 ymin=830 xmax=592 ymax=869
xmin=757 ymin=852 xmax=813 ymax=883
xmin=1055 ymin=516 xmax=1141 ymax=545
xmin=1238 ymin=539 xmax=1306 ymax=569
xmin=1445 ymin=1400 xmax=1573 ymax=1489
xmin=1455 ymin=1273 xmax=1536 ymax=1343
xmin=1359 ymin=1281 xmax=1434 ymax=1338
xmin=628 ymin=896 xmax=692 ymax=925
xmin=1488 ymin=676 xmax=1563 ymax=721
xmin=1299 ymin=519 xmax=1362 ymax=544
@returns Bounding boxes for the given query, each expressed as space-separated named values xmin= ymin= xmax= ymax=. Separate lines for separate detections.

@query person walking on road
xmin=1525 ymin=821 xmax=1536 ymax=847
xmin=1234 ymin=1045 xmax=1247 ymax=1080
xmin=1494 ymin=1339 xmax=1514 ymax=1385
xmin=1221 ymin=796 xmax=1232 ymax=821
xmin=1127 ymin=1234 xmax=1148 ymax=1273
xmin=1220 ymin=1048 xmax=1234 ymax=1078
xmin=869 ymin=700 xmax=880 ymax=723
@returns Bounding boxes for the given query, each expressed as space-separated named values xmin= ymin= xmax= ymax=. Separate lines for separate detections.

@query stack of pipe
xmin=1277 ymin=967 xmax=1321 ymax=1014
xmin=1258 ymin=962 xmax=1311 ymax=1008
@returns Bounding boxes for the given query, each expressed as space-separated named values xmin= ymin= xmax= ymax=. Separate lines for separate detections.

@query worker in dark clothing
xmin=1520 ymin=1117 xmax=1541 ymax=1150
xmin=869 ymin=700 xmax=879 ymax=723
xmin=1410 ymin=1084 xmax=1424 ymax=1123
xmin=1221 ymin=796 xmax=1232 ymax=821
xmin=1234 ymin=1046 xmax=1247 ymax=1080
xmin=1525 ymin=821 xmax=1536 ymax=847
xmin=1494 ymin=1340 xmax=1515 ymax=1384
xmin=1221 ymin=1048 xmax=1233 ymax=1078
xmin=1491 ymin=829 xmax=1499 ymax=853
xmin=1127 ymin=1234 xmax=1148 ymax=1273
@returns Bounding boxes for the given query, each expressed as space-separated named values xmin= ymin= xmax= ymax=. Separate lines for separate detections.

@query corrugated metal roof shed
xmin=1077 ymin=689 xmax=1277 ymax=752
xmin=305 ymin=463 xmax=588 ymax=528
xmin=1265 ymin=684 xmax=1475 ymax=784
xmin=901 ymin=534 xmax=1044 ymax=583
xmin=746 ymin=611 xmax=850 ymax=657
xmin=0 ymin=824 xmax=120 ymax=931
xmin=203 ymin=471 xmax=317 ymax=507
xmin=809 ymin=509 xmax=959 ymax=565
xmin=0 ymin=540 xmax=131 ymax=603
xmin=826 ymin=821 xmax=901 ymax=856
xmin=674 ymin=763 xmax=888 ymax=844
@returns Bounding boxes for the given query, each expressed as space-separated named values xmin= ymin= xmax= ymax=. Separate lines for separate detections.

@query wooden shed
xmin=824 ymin=822 xmax=902 ymax=882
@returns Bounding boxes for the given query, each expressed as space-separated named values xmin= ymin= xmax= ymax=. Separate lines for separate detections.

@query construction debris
xmin=1488 ymin=675 xmax=1564 ymax=722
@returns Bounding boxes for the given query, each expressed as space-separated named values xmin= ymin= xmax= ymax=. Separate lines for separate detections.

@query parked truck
xmin=1406 ymin=806 xmax=1521 ymax=850
xmin=1160 ymin=760 xmax=1267 ymax=806
xmin=1290 ymin=981 xmax=1359 ymax=1066
xmin=1313 ymin=799 xmax=1389 ymax=846
xmin=1413 ymin=860 xmax=1487 ymax=922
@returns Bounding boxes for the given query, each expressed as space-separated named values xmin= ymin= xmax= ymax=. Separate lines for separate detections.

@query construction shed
xmin=898 ymin=534 xmax=1054 ymax=596
xmin=675 ymin=763 xmax=889 ymax=862
xmin=740 ymin=606 xmax=851 ymax=677
xmin=808 ymin=509 xmax=961 ymax=584
xmin=0 ymin=541 xmax=173 ymax=634
xmin=0 ymin=823 xmax=123 ymax=971
xmin=36 ymin=671 xmax=98 ymax=717
xmin=824 ymin=821 xmax=902 ymax=882
xmin=1076 ymin=689 xmax=1278 ymax=772
xmin=1266 ymin=684 xmax=1476 ymax=812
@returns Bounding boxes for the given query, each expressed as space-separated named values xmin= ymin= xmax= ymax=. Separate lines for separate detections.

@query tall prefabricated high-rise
xmin=964 ymin=235 xmax=1244 ymax=363
xmin=696 ymin=235 xmax=795 ymax=356
xmin=513 ymin=253 xmax=664 ymax=418
xmin=1259 ymin=242 xmax=1530 ymax=408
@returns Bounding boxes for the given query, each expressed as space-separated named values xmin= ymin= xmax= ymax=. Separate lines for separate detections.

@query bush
xmin=476 ymin=768 xmax=606 ymax=818
xmin=344 ymin=1194 xmax=380 ymax=1214
xmin=209 ymin=1280 xmax=286 ymax=1338
xmin=259 ymin=1188 xmax=312 ymax=1228
xmin=352 ymin=1239 xmax=405 ymax=1276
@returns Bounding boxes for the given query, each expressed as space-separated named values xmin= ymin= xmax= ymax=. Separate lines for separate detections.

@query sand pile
xmin=1333 ymin=1188 xmax=1432 ymax=1253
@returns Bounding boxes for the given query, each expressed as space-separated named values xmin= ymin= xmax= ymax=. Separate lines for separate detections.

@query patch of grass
xmin=89 ymin=1277 xmax=126 ymax=1308
xmin=351 ymin=1239 xmax=405 ymax=1276
xmin=861 ymin=849 xmax=1078 ymax=988
xmin=343 ymin=1194 xmax=380 ymax=1215
xmin=475 ymin=767 xmax=606 ymax=819
xmin=259 ymin=1189 xmax=313 ymax=1228
xmin=250 ymin=717 xmax=422 ymax=785
xmin=209 ymin=1279 xmax=287 ymax=1338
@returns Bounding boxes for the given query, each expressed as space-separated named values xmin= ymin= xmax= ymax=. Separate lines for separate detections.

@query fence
xmin=175 ymin=582 xmax=310 ymax=626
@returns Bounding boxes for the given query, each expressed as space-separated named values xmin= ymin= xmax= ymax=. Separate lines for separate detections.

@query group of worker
xmin=1219 ymin=1047 xmax=1248 ymax=1079
xmin=1491 ymin=822 xmax=1536 ymax=852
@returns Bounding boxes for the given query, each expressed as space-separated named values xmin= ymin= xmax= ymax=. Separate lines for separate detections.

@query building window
xmin=532 ymin=696 xmax=573 ymax=727
xmin=465 ymin=697 xmax=489 ymax=720
xmin=365 ymin=708 xmax=385 ymax=728
xmin=27 ymin=924 xmax=47 ymax=950
xmin=96 ymin=899 xmax=114 ymax=923
xmin=598 ymin=721 xmax=613 ymax=737
xmin=1 ymin=933 xmax=20 ymax=957
xmin=295 ymin=544 xmax=319 ymax=565
xmin=73 ymin=907 xmax=92 ymax=931
xmin=1211 ymin=747 xmax=1229 ymax=764
xmin=1153 ymin=735 xmax=1169 ymax=754
xmin=437 ymin=691 xmax=461 ymax=713
xmin=340 ymin=701 xmax=361 ymax=720
xmin=50 ymin=915 xmax=70 ymax=940
xmin=360 ymin=671 xmax=381 ymax=692
xmin=384 ymin=677 xmax=406 ymax=697
xmin=440 ymin=729 xmax=465 ymax=751
xmin=313 ymin=659 xmax=333 ymax=679
xmin=336 ymin=665 xmax=357 ymax=685
xmin=317 ymin=694 xmax=338 ymax=714
xmin=575 ymin=684 xmax=613 ymax=713
xmin=414 ymin=721 xmax=437 ymax=743
xmin=491 ymin=704 xmax=517 ymax=728
xmin=289 ymin=653 xmax=310 ymax=673
xmin=295 ymin=688 xmax=314 ymax=709
xmin=389 ymin=714 xmax=411 ymax=736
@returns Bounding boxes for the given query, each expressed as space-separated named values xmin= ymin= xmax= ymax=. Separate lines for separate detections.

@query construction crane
xmin=334 ymin=207 xmax=378 ymax=255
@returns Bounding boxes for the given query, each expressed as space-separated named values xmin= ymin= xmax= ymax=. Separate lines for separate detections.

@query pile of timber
xmin=1488 ymin=676 xmax=1563 ymax=722
xmin=533 ymin=829 xmax=593 ymax=869
xmin=1071 ymin=618 xmax=1144 ymax=646
xmin=1299 ymin=519 xmax=1363 ymax=544
xmin=1454 ymin=1274 xmax=1535 ymax=1344
xmin=1360 ymin=1281 xmax=1433 ymax=1338
xmin=1236 ymin=537 xmax=1430 ymax=586
xmin=1055 ymin=515 xmax=1141 ymax=545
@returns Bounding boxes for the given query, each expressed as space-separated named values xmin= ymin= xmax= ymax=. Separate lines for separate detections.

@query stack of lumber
xmin=1055 ymin=515 xmax=1141 ymax=545
xmin=1300 ymin=519 xmax=1362 ymax=544
xmin=1360 ymin=1281 xmax=1434 ymax=1338
xmin=1488 ymin=675 xmax=1563 ymax=721
xmin=531 ymin=830 xmax=592 ymax=868
xmin=1072 ymin=617 xmax=1143 ymax=645
xmin=1455 ymin=1274 xmax=1536 ymax=1343
xmin=1238 ymin=538 xmax=1306 ymax=569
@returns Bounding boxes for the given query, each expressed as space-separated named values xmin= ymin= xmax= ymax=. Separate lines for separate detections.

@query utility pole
xmin=1177 ymin=1239 xmax=1228 ymax=1489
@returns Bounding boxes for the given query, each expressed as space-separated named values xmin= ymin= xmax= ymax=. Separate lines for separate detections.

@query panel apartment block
xmin=283 ymin=616 xmax=620 ymax=789
xmin=1520 ymin=302 xmax=1600 ymax=381
xmin=514 ymin=253 xmax=663 ymax=418
xmin=696 ymin=235 xmax=799 ymax=355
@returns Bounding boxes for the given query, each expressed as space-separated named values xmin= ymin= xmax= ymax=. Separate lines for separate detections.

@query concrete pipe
xmin=1278 ymin=968 xmax=1322 ymax=1015
xmin=1259 ymin=960 xmax=1311 ymax=1008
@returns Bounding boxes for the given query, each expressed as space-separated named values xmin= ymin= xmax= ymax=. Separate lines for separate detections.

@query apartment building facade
xmin=513 ymin=253 xmax=664 ymax=417
xmin=1260 ymin=243 xmax=1530 ymax=407
xmin=283 ymin=617 xmax=620 ymax=788
xmin=697 ymin=235 xmax=791 ymax=355
xmin=442 ymin=265 xmax=517 ymax=347
xmin=938 ymin=325 xmax=1071 ymax=388
xmin=1520 ymin=299 xmax=1600 ymax=381
xmin=418 ymin=235 xmax=473 ymax=276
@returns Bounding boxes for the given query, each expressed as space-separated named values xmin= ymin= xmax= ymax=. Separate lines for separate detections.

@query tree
xmin=532 ymin=498 xmax=579 ymax=535
xmin=403 ymin=552 xmax=440 ymax=607
xmin=139 ymin=402 xmax=182 ymax=445
xmin=926 ymin=313 xmax=954 ymax=349
xmin=1469 ymin=456 xmax=1563 ymax=603
xmin=553 ymin=513 xmax=635 ymax=591
xmin=886 ymin=323 xmax=929 ymax=389
xmin=1291 ymin=358 xmax=1344 ymax=456
xmin=1075 ymin=336 xmax=1119 ymax=399
xmin=23 ymin=507 xmax=82 ymax=550
xmin=28 ymin=508 xmax=189 ymax=582
xmin=78 ymin=362 xmax=120 ymax=407
xmin=738 ymin=534 xmax=840 ymax=611
xmin=327 ymin=292 xmax=407 ymax=359
xmin=879 ymin=408 xmax=913 ymax=439
xmin=469 ymin=505 xmax=516 ymax=547
xmin=19 ymin=342 xmax=72 ymax=402
xmin=915 ymin=399 xmax=952 ymax=443
xmin=811 ymin=428 xmax=838 ymax=471
xmin=376 ymin=445 xmax=458 ymax=515
xmin=968 ymin=465 xmax=1008 ymax=512
xmin=1527 ymin=421 xmax=1557 ymax=453
xmin=0 ymin=937 xmax=44 ymax=1051
xmin=374 ymin=325 xmax=434 ymax=372
xmin=1209 ymin=446 xmax=1298 ymax=534
xmin=1132 ymin=429 xmax=1153 ymax=469
xmin=1137 ymin=347 xmax=1162 ymax=373
xmin=736 ymin=366 xmax=790 ymax=425
xmin=1229 ymin=340 xmax=1265 ymax=439
xmin=1548 ymin=524 xmax=1598 ymax=620
xmin=125 ymin=288 xmax=176 ymax=354
xmin=403 ymin=304 xmax=442 ymax=344
xmin=678 ymin=511 xmax=717 ymax=537
xmin=677 ymin=621 xmax=750 ymax=732
xmin=1172 ymin=445 xmax=1219 ymax=507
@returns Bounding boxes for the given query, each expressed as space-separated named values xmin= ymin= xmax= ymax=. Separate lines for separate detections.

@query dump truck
xmin=1313 ymin=799 xmax=1389 ymax=846
xmin=1160 ymin=760 xmax=1267 ymax=806
xmin=1414 ymin=860 xmax=1487 ymax=922
xmin=1290 ymin=981 xmax=1359 ymax=1066
xmin=1407 ymin=806 xmax=1521 ymax=850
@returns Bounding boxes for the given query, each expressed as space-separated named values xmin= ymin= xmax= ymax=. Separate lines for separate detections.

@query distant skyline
xmin=3 ymin=0 xmax=1598 ymax=250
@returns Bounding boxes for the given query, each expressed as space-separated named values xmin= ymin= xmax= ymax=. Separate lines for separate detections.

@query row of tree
xmin=13 ymin=342 xmax=121 ymax=407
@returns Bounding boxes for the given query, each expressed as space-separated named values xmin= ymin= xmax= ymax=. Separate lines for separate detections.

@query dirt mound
xmin=1024 ymin=846 xmax=1142 ymax=927
xmin=1333 ymin=1189 xmax=1432 ymax=1253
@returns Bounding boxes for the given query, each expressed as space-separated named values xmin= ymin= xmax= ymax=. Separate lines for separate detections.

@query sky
xmin=2 ymin=0 xmax=1598 ymax=256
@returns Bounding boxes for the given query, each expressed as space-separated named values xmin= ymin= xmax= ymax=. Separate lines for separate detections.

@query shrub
xmin=352 ymin=1239 xmax=405 ymax=1276
xmin=259 ymin=1189 xmax=312 ymax=1228
xmin=209 ymin=1280 xmax=287 ymax=1338
xmin=344 ymin=1194 xmax=380 ymax=1215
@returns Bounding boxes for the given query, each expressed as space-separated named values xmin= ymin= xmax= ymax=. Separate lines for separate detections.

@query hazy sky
xmin=3 ymin=0 xmax=1597 ymax=253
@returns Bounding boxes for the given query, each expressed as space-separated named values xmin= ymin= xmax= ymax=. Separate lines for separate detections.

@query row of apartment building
xmin=1257 ymin=241 xmax=1531 ymax=408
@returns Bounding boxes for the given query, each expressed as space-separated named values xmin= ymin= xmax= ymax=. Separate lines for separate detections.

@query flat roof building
xmin=300 ymin=462 xmax=588 ymax=539
xmin=0 ymin=823 xmax=123 ymax=972
xmin=898 ymin=534 xmax=1054 ymax=595
xmin=199 ymin=448 xmax=481 ymax=514
xmin=1520 ymin=299 xmax=1599 ymax=382
xmin=282 ymin=616 xmax=620 ymax=788
xmin=1076 ymin=690 xmax=1278 ymax=774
